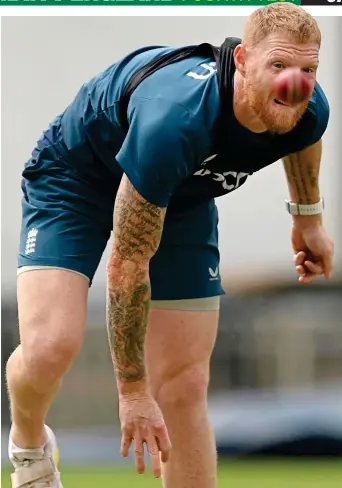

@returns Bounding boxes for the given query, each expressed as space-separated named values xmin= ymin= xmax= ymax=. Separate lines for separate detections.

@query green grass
xmin=2 ymin=460 xmax=342 ymax=488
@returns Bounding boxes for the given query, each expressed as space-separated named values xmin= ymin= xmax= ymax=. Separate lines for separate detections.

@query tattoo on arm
xmin=106 ymin=279 xmax=150 ymax=383
xmin=107 ymin=176 xmax=166 ymax=384
xmin=282 ymin=140 xmax=321 ymax=204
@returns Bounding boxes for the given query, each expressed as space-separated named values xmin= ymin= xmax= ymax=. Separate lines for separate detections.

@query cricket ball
xmin=273 ymin=68 xmax=313 ymax=105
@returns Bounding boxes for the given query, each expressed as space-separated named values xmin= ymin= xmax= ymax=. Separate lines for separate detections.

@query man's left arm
xmin=283 ymin=140 xmax=334 ymax=282
xmin=283 ymin=139 xmax=322 ymax=226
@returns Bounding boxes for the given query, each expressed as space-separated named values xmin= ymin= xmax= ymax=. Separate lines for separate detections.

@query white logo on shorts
xmin=209 ymin=267 xmax=219 ymax=281
xmin=25 ymin=228 xmax=38 ymax=255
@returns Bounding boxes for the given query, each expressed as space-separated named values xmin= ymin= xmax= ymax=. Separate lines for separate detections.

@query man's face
xmin=243 ymin=33 xmax=319 ymax=134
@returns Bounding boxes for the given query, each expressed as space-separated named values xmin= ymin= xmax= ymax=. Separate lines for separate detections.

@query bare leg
xmin=7 ymin=269 xmax=88 ymax=448
xmin=146 ymin=306 xmax=219 ymax=488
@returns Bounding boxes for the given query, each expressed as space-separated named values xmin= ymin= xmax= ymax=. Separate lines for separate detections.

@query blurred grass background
xmin=3 ymin=460 xmax=342 ymax=488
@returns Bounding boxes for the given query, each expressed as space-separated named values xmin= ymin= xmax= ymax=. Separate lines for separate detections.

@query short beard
xmin=245 ymin=76 xmax=308 ymax=135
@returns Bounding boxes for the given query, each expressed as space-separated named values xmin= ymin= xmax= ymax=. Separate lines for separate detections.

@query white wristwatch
xmin=285 ymin=197 xmax=324 ymax=216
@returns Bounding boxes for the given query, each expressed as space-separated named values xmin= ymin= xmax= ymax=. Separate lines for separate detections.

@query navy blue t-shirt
xmin=33 ymin=45 xmax=330 ymax=208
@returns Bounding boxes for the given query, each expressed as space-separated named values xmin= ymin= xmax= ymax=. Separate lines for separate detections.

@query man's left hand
xmin=292 ymin=223 xmax=334 ymax=284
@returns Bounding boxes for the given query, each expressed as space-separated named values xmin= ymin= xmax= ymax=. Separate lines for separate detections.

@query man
xmin=7 ymin=3 xmax=334 ymax=488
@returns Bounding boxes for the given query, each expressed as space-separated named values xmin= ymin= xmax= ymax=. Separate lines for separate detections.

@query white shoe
xmin=8 ymin=425 xmax=62 ymax=488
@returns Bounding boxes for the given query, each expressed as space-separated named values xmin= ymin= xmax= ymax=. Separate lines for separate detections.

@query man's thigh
xmin=145 ymin=307 xmax=219 ymax=396
xmin=149 ymin=199 xmax=224 ymax=301
xmin=18 ymin=158 xmax=113 ymax=283
xmin=16 ymin=160 xmax=114 ymax=366
xmin=17 ymin=269 xmax=89 ymax=358
xmin=147 ymin=199 xmax=222 ymax=390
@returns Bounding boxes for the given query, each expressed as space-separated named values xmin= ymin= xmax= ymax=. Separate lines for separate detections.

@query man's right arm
xmin=107 ymin=175 xmax=166 ymax=395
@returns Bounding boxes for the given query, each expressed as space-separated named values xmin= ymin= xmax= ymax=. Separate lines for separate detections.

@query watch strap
xmin=285 ymin=197 xmax=324 ymax=216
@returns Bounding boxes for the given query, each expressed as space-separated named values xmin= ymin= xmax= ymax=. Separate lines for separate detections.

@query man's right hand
xmin=119 ymin=392 xmax=171 ymax=478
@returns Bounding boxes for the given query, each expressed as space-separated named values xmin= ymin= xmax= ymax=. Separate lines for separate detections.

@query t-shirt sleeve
xmin=116 ymin=97 xmax=209 ymax=207
xmin=305 ymin=82 xmax=330 ymax=146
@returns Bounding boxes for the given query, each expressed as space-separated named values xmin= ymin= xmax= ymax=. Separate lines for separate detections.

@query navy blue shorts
xmin=18 ymin=156 xmax=224 ymax=301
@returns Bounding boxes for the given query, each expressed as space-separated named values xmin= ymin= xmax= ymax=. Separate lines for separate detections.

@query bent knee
xmin=21 ymin=330 xmax=83 ymax=385
xmin=154 ymin=364 xmax=209 ymax=410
